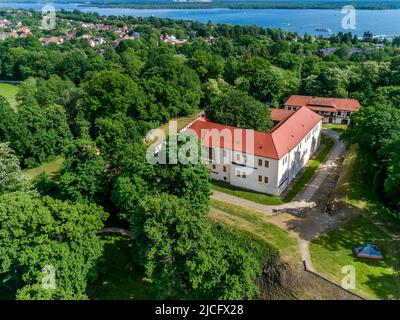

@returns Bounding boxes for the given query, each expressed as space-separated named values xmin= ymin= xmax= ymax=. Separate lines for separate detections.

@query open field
xmin=24 ymin=157 xmax=64 ymax=180
xmin=0 ymin=83 xmax=18 ymax=109
xmin=210 ymin=200 xmax=299 ymax=261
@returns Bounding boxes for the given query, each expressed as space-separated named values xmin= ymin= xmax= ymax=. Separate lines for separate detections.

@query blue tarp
xmin=354 ymin=244 xmax=383 ymax=260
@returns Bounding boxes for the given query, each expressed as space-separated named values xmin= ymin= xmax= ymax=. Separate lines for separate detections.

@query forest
xmin=0 ymin=9 xmax=399 ymax=299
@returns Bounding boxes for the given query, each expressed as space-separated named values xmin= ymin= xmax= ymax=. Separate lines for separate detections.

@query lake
xmin=1 ymin=2 xmax=400 ymax=36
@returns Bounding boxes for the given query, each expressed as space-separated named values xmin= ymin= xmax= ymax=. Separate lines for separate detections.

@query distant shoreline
xmin=4 ymin=0 xmax=400 ymax=11
xmin=84 ymin=2 xmax=400 ymax=11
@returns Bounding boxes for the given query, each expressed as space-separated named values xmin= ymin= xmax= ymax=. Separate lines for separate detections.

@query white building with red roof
xmin=284 ymin=95 xmax=361 ymax=125
xmin=186 ymin=107 xmax=323 ymax=196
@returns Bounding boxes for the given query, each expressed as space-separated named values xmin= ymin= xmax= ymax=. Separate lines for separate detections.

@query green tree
xmin=344 ymin=104 xmax=400 ymax=214
xmin=17 ymin=104 xmax=73 ymax=167
xmin=0 ymin=192 xmax=108 ymax=299
xmin=17 ymin=76 xmax=82 ymax=128
xmin=137 ymin=193 xmax=263 ymax=299
xmin=0 ymin=97 xmax=19 ymax=144
xmin=0 ymin=99 xmax=72 ymax=168
xmin=80 ymin=70 xmax=145 ymax=120
xmin=16 ymin=77 xmax=38 ymax=107
xmin=94 ymin=114 xmax=142 ymax=170
xmin=392 ymin=36 xmax=400 ymax=47
xmin=302 ymin=67 xmax=348 ymax=98
xmin=55 ymin=50 xmax=86 ymax=83
xmin=157 ymin=134 xmax=211 ymax=215
xmin=120 ymin=48 xmax=146 ymax=79
xmin=59 ymin=140 xmax=107 ymax=203
xmin=111 ymin=142 xmax=157 ymax=222
xmin=0 ymin=142 xmax=31 ymax=196
xmin=142 ymin=55 xmax=202 ymax=122
xmin=112 ymin=133 xmax=211 ymax=222
xmin=246 ymin=65 xmax=299 ymax=105
xmin=205 ymin=86 xmax=272 ymax=131
xmin=188 ymin=49 xmax=225 ymax=81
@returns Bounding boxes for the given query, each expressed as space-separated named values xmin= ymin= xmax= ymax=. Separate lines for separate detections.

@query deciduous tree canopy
xmin=205 ymin=86 xmax=272 ymax=131
xmin=0 ymin=192 xmax=108 ymax=299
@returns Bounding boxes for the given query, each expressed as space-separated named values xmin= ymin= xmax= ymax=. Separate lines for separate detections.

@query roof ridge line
xmin=270 ymin=107 xmax=300 ymax=133
xmin=269 ymin=108 xmax=303 ymax=160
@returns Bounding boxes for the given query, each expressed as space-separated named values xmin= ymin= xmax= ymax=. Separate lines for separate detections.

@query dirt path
xmin=295 ymin=130 xmax=346 ymax=202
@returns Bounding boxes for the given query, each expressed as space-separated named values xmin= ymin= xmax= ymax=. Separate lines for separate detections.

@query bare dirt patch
xmin=257 ymin=257 xmax=361 ymax=300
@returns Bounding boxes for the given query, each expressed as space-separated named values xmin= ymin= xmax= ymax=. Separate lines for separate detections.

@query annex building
xmin=284 ymin=95 xmax=361 ymax=125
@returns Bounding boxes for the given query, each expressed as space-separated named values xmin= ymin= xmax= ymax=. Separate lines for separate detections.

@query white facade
xmin=275 ymin=121 xmax=322 ymax=194
xmin=206 ymin=120 xmax=322 ymax=196
xmin=285 ymin=106 xmax=354 ymax=125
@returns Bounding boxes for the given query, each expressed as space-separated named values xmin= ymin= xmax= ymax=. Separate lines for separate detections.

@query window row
xmin=337 ymin=111 xmax=351 ymax=117
xmin=209 ymin=150 xmax=271 ymax=169
xmin=236 ymin=170 xmax=246 ymax=178
xmin=258 ymin=175 xmax=269 ymax=184
xmin=212 ymin=165 xmax=227 ymax=172
xmin=305 ymin=131 xmax=312 ymax=143
xmin=258 ymin=159 xmax=269 ymax=168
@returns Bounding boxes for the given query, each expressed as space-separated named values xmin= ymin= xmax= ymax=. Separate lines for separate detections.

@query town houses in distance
xmin=284 ymin=95 xmax=361 ymax=125
xmin=188 ymin=107 xmax=324 ymax=196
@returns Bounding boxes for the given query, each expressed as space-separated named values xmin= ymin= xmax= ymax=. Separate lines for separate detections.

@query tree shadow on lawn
xmin=364 ymin=258 xmax=400 ymax=300
xmin=87 ymin=235 xmax=157 ymax=300
xmin=312 ymin=216 xmax=391 ymax=265
xmin=309 ymin=215 xmax=400 ymax=299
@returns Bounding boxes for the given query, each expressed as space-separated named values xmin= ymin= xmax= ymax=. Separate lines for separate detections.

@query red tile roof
xmin=187 ymin=107 xmax=323 ymax=160
xmin=306 ymin=106 xmax=337 ymax=113
xmin=284 ymin=95 xmax=361 ymax=112
xmin=270 ymin=107 xmax=323 ymax=159
xmin=270 ymin=109 xmax=295 ymax=122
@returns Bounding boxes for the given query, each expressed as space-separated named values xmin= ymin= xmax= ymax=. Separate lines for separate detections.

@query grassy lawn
xmin=0 ymin=83 xmax=18 ymax=109
xmin=210 ymin=200 xmax=300 ymax=261
xmin=310 ymin=144 xmax=400 ymax=300
xmin=334 ymin=145 xmax=400 ymax=235
xmin=283 ymin=135 xmax=334 ymax=202
xmin=334 ymin=145 xmax=363 ymax=206
xmin=212 ymin=180 xmax=284 ymax=206
xmin=88 ymin=235 xmax=157 ymax=300
xmin=310 ymin=215 xmax=400 ymax=300
xmin=158 ymin=112 xmax=201 ymax=134
xmin=24 ymin=156 xmax=64 ymax=180
xmin=323 ymin=123 xmax=347 ymax=134
xmin=146 ymin=111 xmax=201 ymax=145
